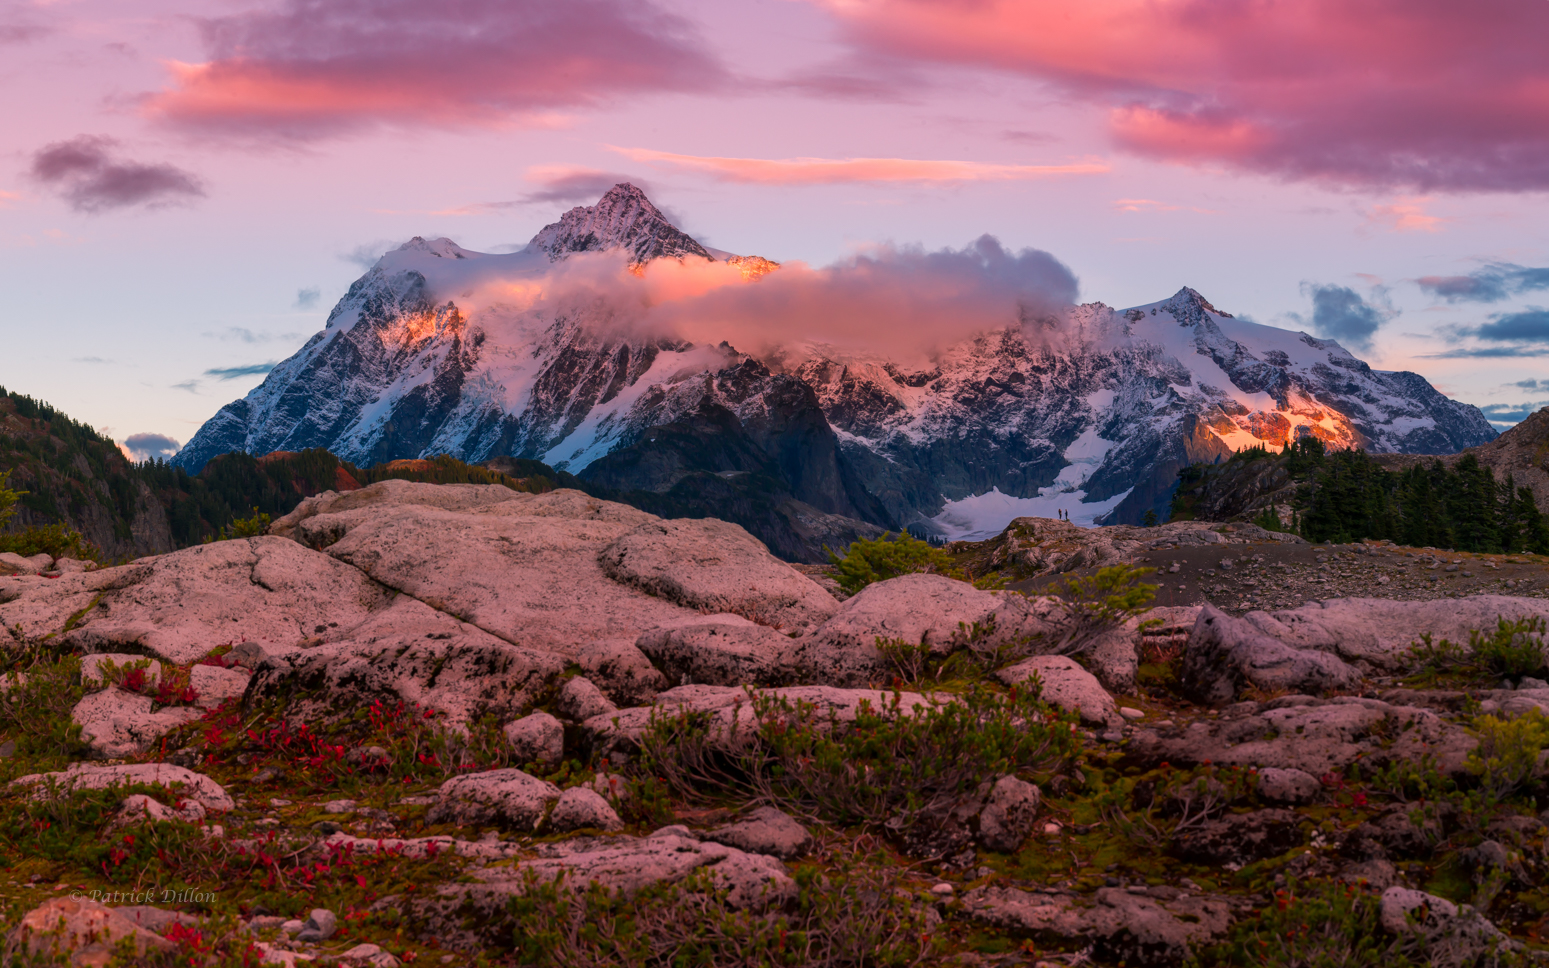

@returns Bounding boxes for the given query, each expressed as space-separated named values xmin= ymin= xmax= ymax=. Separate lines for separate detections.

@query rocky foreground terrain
xmin=3 ymin=483 xmax=1549 ymax=965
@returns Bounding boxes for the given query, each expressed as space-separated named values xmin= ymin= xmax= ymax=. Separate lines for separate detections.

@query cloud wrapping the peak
xmin=121 ymin=433 xmax=180 ymax=462
xmin=148 ymin=0 xmax=727 ymax=139
xmin=30 ymin=136 xmax=204 ymax=212
xmin=525 ymin=235 xmax=1079 ymax=365
xmin=809 ymin=0 xmax=1549 ymax=191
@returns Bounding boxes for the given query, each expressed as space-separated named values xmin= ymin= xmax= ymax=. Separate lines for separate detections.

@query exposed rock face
xmin=636 ymin=615 xmax=800 ymax=688
xmin=0 ymin=536 xmax=393 ymax=665
xmin=1244 ymin=596 xmax=1549 ymax=670
xmin=69 ymin=689 xmax=202 ymax=759
xmin=547 ymin=787 xmax=624 ymax=833
xmin=12 ymin=763 xmax=234 ymax=811
xmin=703 ymin=806 xmax=814 ymax=860
xmin=996 ymin=655 xmax=1121 ymax=727
xmin=411 ymin=829 xmax=796 ymax=947
xmin=4 ymin=896 xmax=174 ymax=966
xmin=1173 ymin=809 xmax=1305 ymax=865
xmin=503 ymin=712 xmax=564 ymax=769
xmin=976 ymin=776 xmax=1042 ymax=853
xmin=598 ymin=517 xmax=839 ymax=633
xmin=959 ymin=886 xmax=1235 ymax=966
xmin=1128 ymin=696 xmax=1475 ymax=777
xmin=793 ymin=575 xmax=1008 ymax=687
xmin=272 ymin=482 xmax=703 ymax=654
xmin=426 ymin=769 xmax=561 ymax=829
xmin=1180 ymin=605 xmax=1362 ymax=705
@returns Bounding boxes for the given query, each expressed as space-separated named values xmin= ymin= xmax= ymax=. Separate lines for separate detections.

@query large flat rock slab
xmin=1127 ymin=695 xmax=1475 ymax=777
xmin=1245 ymin=595 xmax=1549 ymax=670
xmin=0 ymin=537 xmax=392 ymax=664
xmin=247 ymin=598 xmax=566 ymax=726
xmin=959 ymin=885 xmax=1235 ymax=966
xmin=599 ymin=518 xmax=839 ymax=634
xmin=286 ymin=486 xmax=701 ymax=655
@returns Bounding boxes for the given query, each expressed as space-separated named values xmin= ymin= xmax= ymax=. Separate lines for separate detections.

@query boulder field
xmin=2 ymin=483 xmax=1548 ymax=966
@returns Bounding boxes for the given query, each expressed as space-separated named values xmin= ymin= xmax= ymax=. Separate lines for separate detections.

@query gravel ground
xmin=1010 ymin=540 xmax=1549 ymax=614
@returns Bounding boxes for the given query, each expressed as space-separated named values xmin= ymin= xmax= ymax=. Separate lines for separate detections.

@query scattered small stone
xmin=296 ymin=908 xmax=337 ymax=942
xmin=281 ymin=919 xmax=304 ymax=936
xmin=930 ymin=883 xmax=954 ymax=895
xmin=1119 ymin=707 xmax=1144 ymax=720
xmin=323 ymin=799 xmax=357 ymax=814
xmin=555 ymin=676 xmax=616 ymax=722
xmin=547 ymin=787 xmax=624 ymax=833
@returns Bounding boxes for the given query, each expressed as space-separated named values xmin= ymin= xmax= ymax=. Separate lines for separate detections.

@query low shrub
xmin=0 ymin=655 xmax=88 ymax=768
xmin=1472 ymin=617 xmax=1548 ymax=682
xmin=1403 ymin=616 xmax=1549 ymax=687
xmin=1466 ymin=708 xmax=1549 ymax=802
xmin=637 ymin=684 xmax=1080 ymax=835
xmin=501 ymin=860 xmax=938 ymax=968
xmin=204 ymin=507 xmax=272 ymax=543
xmin=1037 ymin=564 xmax=1157 ymax=656
xmin=1193 ymin=877 xmax=1532 ymax=968
xmin=826 ymin=532 xmax=959 ymax=596
xmin=1096 ymin=762 xmax=1257 ymax=849
xmin=0 ymin=522 xmax=102 ymax=563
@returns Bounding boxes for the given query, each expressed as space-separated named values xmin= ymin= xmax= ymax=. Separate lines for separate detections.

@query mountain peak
xmin=1162 ymin=286 xmax=1234 ymax=323
xmin=527 ymin=183 xmax=715 ymax=265
xmin=394 ymin=237 xmax=475 ymax=260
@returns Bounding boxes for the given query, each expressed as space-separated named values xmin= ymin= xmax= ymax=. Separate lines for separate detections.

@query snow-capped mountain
xmin=174 ymin=184 xmax=1495 ymax=545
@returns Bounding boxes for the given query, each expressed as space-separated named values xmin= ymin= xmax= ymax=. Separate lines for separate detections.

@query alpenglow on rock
xmin=174 ymin=184 xmax=1495 ymax=538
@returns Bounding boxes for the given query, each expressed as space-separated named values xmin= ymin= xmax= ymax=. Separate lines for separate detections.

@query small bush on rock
xmin=0 ymin=468 xmax=20 ymax=528
xmin=1467 ymin=708 xmax=1549 ymax=802
xmin=1404 ymin=617 xmax=1549 ymax=686
xmin=203 ymin=506 xmax=272 ymax=543
xmin=1039 ymin=564 xmax=1157 ymax=656
xmin=826 ymin=532 xmax=960 ymax=595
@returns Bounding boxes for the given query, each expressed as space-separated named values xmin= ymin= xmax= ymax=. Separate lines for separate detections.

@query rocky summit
xmin=5 ymin=482 xmax=1549 ymax=965
xmin=172 ymin=185 xmax=1493 ymax=548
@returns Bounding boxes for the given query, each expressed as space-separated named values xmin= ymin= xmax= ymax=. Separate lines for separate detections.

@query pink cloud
xmin=611 ymin=147 xmax=1109 ymax=184
xmin=529 ymin=235 xmax=1080 ymax=364
xmin=1365 ymin=197 xmax=1451 ymax=233
xmin=147 ymin=0 xmax=726 ymax=139
xmin=810 ymin=0 xmax=1549 ymax=192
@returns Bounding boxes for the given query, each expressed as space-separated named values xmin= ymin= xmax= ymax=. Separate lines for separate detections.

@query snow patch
xmin=929 ymin=486 xmax=1133 ymax=542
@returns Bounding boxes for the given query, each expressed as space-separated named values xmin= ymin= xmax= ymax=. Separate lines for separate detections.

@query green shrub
xmin=0 ymin=522 xmax=101 ymax=563
xmin=0 ymin=468 xmax=21 ymax=529
xmin=0 ymin=655 xmax=88 ymax=769
xmin=638 ymin=684 xmax=1080 ymax=834
xmin=204 ymin=506 xmax=272 ymax=542
xmin=1467 ymin=708 xmax=1549 ymax=801
xmin=1038 ymin=564 xmax=1156 ymax=656
xmin=500 ymin=859 xmax=937 ymax=968
xmin=1471 ymin=617 xmax=1548 ymax=682
xmin=1403 ymin=616 xmax=1549 ymax=686
xmin=1193 ymin=877 xmax=1532 ymax=968
xmin=827 ymin=531 xmax=959 ymax=595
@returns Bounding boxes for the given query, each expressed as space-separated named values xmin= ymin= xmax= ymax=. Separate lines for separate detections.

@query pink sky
xmin=1 ymin=0 xmax=1547 ymax=456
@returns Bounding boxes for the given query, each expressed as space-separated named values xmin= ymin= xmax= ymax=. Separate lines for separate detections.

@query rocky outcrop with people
xmin=3 ymin=483 xmax=1549 ymax=966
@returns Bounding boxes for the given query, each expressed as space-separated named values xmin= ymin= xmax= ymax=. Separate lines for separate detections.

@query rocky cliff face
xmin=173 ymin=185 xmax=1496 ymax=543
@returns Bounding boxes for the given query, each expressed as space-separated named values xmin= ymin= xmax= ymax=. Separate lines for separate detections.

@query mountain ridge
xmin=172 ymin=184 xmax=1496 ymax=551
